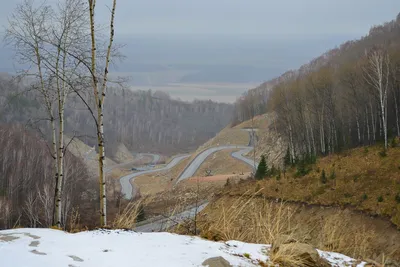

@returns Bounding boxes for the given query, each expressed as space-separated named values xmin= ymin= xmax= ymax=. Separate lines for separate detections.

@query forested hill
xmin=233 ymin=13 xmax=400 ymax=125
xmin=0 ymin=74 xmax=233 ymax=156
xmin=233 ymin=12 xmax=400 ymax=158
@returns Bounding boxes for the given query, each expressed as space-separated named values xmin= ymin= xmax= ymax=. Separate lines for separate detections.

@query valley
xmin=1 ymin=1 xmax=400 ymax=266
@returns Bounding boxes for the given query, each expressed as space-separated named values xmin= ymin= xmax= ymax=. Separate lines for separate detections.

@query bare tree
xmin=87 ymin=0 xmax=117 ymax=226
xmin=363 ymin=47 xmax=390 ymax=150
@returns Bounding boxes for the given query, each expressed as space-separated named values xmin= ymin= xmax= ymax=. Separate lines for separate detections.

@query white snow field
xmin=0 ymin=228 xmax=366 ymax=267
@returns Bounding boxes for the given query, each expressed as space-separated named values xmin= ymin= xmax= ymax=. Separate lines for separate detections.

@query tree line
xmin=233 ymin=13 xmax=400 ymax=162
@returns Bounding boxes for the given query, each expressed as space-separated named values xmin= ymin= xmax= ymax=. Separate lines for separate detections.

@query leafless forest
xmin=233 ymin=14 xmax=400 ymax=160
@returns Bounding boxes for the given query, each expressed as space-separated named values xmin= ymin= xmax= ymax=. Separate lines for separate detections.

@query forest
xmin=233 ymin=13 xmax=400 ymax=161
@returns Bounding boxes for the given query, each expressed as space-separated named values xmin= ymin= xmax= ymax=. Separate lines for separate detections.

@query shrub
xmin=364 ymin=147 xmax=369 ymax=154
xmin=276 ymin=171 xmax=281 ymax=181
xmin=362 ymin=194 xmax=368 ymax=201
xmin=395 ymin=193 xmax=400 ymax=204
xmin=284 ymin=147 xmax=291 ymax=167
xmin=378 ymin=150 xmax=387 ymax=158
xmin=391 ymin=137 xmax=398 ymax=148
xmin=377 ymin=196 xmax=384 ymax=202
xmin=329 ymin=169 xmax=336 ymax=180
xmin=295 ymin=159 xmax=310 ymax=177
xmin=320 ymin=170 xmax=327 ymax=184
xmin=243 ymin=253 xmax=251 ymax=259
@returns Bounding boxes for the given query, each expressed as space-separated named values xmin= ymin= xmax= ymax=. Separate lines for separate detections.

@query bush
xmin=395 ymin=193 xmax=400 ymax=204
xmin=320 ymin=170 xmax=327 ymax=184
xmin=284 ymin=148 xmax=291 ymax=167
xmin=362 ymin=194 xmax=368 ymax=201
xmin=295 ymin=159 xmax=311 ymax=177
xmin=329 ymin=169 xmax=336 ymax=180
xmin=391 ymin=137 xmax=398 ymax=148
xmin=276 ymin=171 xmax=281 ymax=181
xmin=378 ymin=150 xmax=387 ymax=158
xmin=377 ymin=196 xmax=384 ymax=202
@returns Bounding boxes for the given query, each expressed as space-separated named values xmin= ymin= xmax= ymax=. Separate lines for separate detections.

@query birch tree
xmin=88 ymin=0 xmax=117 ymax=226
xmin=5 ymin=0 xmax=88 ymax=227
xmin=363 ymin=48 xmax=390 ymax=150
xmin=5 ymin=0 xmax=59 ymax=224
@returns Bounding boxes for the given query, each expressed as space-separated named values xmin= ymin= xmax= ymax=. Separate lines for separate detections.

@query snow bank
xmin=0 ymin=228 xmax=365 ymax=267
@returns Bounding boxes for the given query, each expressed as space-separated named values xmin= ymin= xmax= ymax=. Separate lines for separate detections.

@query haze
xmin=1 ymin=0 xmax=400 ymax=102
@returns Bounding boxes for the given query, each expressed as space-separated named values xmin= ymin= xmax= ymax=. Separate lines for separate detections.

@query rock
xmin=271 ymin=234 xmax=298 ymax=253
xmin=273 ymin=243 xmax=330 ymax=267
xmin=202 ymin=256 xmax=232 ymax=267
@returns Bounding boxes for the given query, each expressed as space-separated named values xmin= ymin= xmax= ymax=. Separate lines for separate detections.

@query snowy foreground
xmin=0 ymin=229 xmax=365 ymax=267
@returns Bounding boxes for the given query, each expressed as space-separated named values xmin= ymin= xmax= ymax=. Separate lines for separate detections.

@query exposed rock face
xmin=202 ymin=256 xmax=232 ymax=267
xmin=114 ymin=143 xmax=135 ymax=163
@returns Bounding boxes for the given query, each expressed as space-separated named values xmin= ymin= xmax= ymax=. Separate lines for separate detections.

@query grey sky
xmin=1 ymin=0 xmax=400 ymax=37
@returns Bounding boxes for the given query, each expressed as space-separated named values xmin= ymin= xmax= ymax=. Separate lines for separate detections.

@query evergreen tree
xmin=320 ymin=170 xmax=327 ymax=184
xmin=284 ymin=147 xmax=291 ymax=167
xmin=255 ymin=155 xmax=267 ymax=180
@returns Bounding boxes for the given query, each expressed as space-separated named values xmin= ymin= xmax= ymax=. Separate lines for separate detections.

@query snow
xmin=0 ymin=228 xmax=366 ymax=267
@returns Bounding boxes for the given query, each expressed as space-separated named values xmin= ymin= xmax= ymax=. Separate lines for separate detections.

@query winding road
xmin=176 ymin=145 xmax=256 ymax=184
xmin=118 ymin=129 xmax=258 ymax=200
xmin=120 ymin=154 xmax=190 ymax=199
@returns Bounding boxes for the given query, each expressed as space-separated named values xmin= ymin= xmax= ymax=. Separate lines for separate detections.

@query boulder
xmin=202 ymin=256 xmax=232 ymax=267
xmin=272 ymin=242 xmax=330 ymax=267
xmin=271 ymin=234 xmax=298 ymax=253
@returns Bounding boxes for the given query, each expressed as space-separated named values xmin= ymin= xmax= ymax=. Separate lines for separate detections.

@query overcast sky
xmin=1 ymin=0 xmax=400 ymax=38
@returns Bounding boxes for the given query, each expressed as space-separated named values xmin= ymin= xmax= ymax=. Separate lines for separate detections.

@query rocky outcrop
xmin=202 ymin=256 xmax=232 ymax=267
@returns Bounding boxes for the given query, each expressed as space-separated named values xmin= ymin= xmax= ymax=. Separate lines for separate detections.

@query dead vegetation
xmin=190 ymin=190 xmax=400 ymax=261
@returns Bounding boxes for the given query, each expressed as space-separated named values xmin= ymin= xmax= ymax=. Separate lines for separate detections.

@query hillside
xmin=191 ymin=144 xmax=400 ymax=262
xmin=233 ymin=13 xmax=400 ymax=125
xmin=0 ymin=74 xmax=233 ymax=159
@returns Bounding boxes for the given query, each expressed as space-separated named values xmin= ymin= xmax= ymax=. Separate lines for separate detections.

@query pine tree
xmin=255 ymin=155 xmax=267 ymax=180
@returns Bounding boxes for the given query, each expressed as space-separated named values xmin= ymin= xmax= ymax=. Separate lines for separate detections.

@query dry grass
xmin=227 ymin=145 xmax=400 ymax=228
xmin=197 ymin=193 xmax=394 ymax=261
xmin=200 ymin=192 xmax=298 ymax=244
xmin=196 ymin=127 xmax=250 ymax=152
xmin=318 ymin=211 xmax=377 ymax=258
xmin=112 ymin=199 xmax=147 ymax=229
xmin=268 ymin=243 xmax=316 ymax=267
xmin=193 ymin=149 xmax=252 ymax=177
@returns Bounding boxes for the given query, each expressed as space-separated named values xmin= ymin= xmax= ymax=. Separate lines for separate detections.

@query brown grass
xmin=268 ymin=243 xmax=317 ymax=267
xmin=112 ymin=199 xmax=147 ymax=229
xmin=226 ymin=145 xmax=400 ymax=228
xmin=193 ymin=149 xmax=252 ymax=177
xmin=196 ymin=193 xmax=395 ymax=261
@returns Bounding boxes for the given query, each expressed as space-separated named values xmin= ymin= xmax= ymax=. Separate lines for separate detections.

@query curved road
xmin=119 ymin=129 xmax=258 ymax=200
xmin=176 ymin=145 xmax=255 ymax=184
xmin=120 ymin=154 xmax=190 ymax=199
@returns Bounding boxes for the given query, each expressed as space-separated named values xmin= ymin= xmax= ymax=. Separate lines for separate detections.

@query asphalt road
xmin=176 ymin=129 xmax=259 ymax=183
xmin=118 ymin=129 xmax=259 ymax=200
xmin=176 ymin=145 xmax=254 ymax=183
xmin=119 ymin=154 xmax=190 ymax=199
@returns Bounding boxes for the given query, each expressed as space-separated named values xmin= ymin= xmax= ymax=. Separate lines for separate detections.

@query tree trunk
xmin=394 ymin=89 xmax=400 ymax=136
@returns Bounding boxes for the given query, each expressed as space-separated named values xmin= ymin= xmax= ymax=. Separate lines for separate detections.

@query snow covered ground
xmin=0 ymin=228 xmax=365 ymax=267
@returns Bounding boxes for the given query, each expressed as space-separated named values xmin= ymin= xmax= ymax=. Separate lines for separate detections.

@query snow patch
xmin=0 ymin=228 xmax=366 ymax=267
